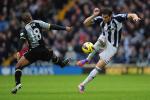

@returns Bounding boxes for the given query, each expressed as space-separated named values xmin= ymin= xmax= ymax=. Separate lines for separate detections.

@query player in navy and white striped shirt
xmin=77 ymin=8 xmax=141 ymax=93
xmin=93 ymin=13 xmax=127 ymax=47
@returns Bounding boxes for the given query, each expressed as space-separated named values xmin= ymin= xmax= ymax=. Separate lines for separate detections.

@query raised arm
xmin=18 ymin=32 xmax=26 ymax=52
xmin=83 ymin=8 xmax=100 ymax=26
xmin=127 ymin=13 xmax=141 ymax=22
xmin=16 ymin=32 xmax=26 ymax=61
xmin=49 ymin=24 xmax=72 ymax=32
xmin=35 ymin=20 xmax=72 ymax=32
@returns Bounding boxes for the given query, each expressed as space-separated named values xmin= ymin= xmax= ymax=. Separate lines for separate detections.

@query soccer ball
xmin=82 ymin=42 xmax=94 ymax=54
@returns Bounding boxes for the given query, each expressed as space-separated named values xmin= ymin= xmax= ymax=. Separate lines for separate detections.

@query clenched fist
xmin=66 ymin=26 xmax=72 ymax=32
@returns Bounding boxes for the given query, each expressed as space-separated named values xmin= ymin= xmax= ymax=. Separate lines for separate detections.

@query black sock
xmin=15 ymin=68 xmax=22 ymax=85
xmin=52 ymin=56 xmax=62 ymax=66
xmin=51 ymin=52 xmax=69 ymax=68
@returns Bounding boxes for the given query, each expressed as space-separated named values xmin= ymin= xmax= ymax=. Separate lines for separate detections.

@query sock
xmin=52 ymin=55 xmax=64 ymax=67
xmin=87 ymin=41 xmax=101 ymax=61
xmin=52 ymin=56 xmax=59 ymax=63
xmin=15 ymin=68 xmax=22 ymax=85
xmin=81 ymin=66 xmax=102 ymax=86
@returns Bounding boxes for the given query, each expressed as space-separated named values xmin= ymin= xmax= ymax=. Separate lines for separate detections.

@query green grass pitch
xmin=0 ymin=75 xmax=150 ymax=100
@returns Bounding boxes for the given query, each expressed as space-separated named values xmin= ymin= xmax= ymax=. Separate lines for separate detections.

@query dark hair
xmin=21 ymin=12 xmax=32 ymax=23
xmin=101 ymin=8 xmax=112 ymax=16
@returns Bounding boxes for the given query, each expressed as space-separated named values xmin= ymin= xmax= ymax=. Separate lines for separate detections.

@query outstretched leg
xmin=52 ymin=54 xmax=70 ymax=68
xmin=77 ymin=40 xmax=101 ymax=67
xmin=78 ymin=59 xmax=106 ymax=93
xmin=11 ymin=56 xmax=30 ymax=94
xmin=48 ymin=49 xmax=70 ymax=68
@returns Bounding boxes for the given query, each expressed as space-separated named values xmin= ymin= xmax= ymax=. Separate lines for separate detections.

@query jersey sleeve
xmin=34 ymin=20 xmax=50 ymax=29
xmin=114 ymin=14 xmax=128 ymax=22
xmin=18 ymin=31 xmax=26 ymax=51
xmin=92 ymin=16 xmax=103 ymax=25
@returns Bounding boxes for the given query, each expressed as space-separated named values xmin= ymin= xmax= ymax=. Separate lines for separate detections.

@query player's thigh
xmin=99 ymin=42 xmax=117 ymax=64
xmin=38 ymin=48 xmax=53 ymax=61
xmin=16 ymin=56 xmax=30 ymax=68
xmin=97 ymin=34 xmax=106 ymax=48
xmin=24 ymin=49 xmax=37 ymax=63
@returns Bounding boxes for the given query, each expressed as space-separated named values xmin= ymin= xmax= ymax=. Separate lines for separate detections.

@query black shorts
xmin=24 ymin=46 xmax=53 ymax=63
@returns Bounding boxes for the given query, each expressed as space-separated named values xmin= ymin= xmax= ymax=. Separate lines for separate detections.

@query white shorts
xmin=99 ymin=40 xmax=117 ymax=64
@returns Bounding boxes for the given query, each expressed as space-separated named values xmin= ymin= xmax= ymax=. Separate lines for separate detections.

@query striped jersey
xmin=93 ymin=14 xmax=128 ymax=47
xmin=20 ymin=20 xmax=50 ymax=49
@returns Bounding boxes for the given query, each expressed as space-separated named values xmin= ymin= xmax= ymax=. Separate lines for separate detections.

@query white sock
xmin=81 ymin=67 xmax=102 ymax=86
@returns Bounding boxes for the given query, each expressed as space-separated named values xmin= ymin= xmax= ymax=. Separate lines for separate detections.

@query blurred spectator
xmin=0 ymin=0 xmax=149 ymax=66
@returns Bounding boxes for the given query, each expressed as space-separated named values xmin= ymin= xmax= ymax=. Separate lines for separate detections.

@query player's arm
xmin=16 ymin=33 xmax=26 ymax=60
xmin=49 ymin=24 xmax=72 ymax=32
xmin=36 ymin=20 xmax=72 ymax=32
xmin=127 ymin=13 xmax=141 ymax=22
xmin=18 ymin=39 xmax=26 ymax=52
xmin=83 ymin=8 xmax=100 ymax=26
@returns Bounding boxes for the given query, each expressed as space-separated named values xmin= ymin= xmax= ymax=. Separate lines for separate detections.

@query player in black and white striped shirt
xmin=77 ymin=8 xmax=141 ymax=93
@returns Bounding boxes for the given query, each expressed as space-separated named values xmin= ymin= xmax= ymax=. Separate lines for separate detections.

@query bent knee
xmin=16 ymin=62 xmax=22 ymax=68
xmin=96 ymin=60 xmax=107 ymax=68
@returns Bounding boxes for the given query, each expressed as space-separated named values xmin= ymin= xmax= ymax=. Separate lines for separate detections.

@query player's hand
xmin=133 ymin=17 xmax=141 ymax=22
xmin=16 ymin=52 xmax=20 ymax=61
xmin=132 ymin=14 xmax=141 ymax=22
xmin=66 ymin=26 xmax=72 ymax=32
xmin=93 ymin=8 xmax=100 ymax=16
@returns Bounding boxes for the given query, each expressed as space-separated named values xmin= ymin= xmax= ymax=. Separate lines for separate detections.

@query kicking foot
xmin=11 ymin=83 xmax=22 ymax=94
xmin=78 ymin=84 xmax=85 ymax=93
xmin=76 ymin=59 xmax=89 ymax=67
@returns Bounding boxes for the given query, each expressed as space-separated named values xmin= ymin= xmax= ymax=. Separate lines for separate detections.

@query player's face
xmin=102 ymin=14 xmax=111 ymax=23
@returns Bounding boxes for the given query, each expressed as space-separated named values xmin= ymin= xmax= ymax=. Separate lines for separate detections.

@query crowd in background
xmin=0 ymin=0 xmax=149 ymax=66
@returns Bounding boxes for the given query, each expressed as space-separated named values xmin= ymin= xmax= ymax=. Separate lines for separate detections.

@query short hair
xmin=101 ymin=8 xmax=112 ymax=16
xmin=21 ymin=12 xmax=32 ymax=23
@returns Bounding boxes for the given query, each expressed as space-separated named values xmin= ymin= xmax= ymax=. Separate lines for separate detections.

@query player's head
xmin=101 ymin=8 xmax=112 ymax=23
xmin=21 ymin=12 xmax=32 ymax=24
